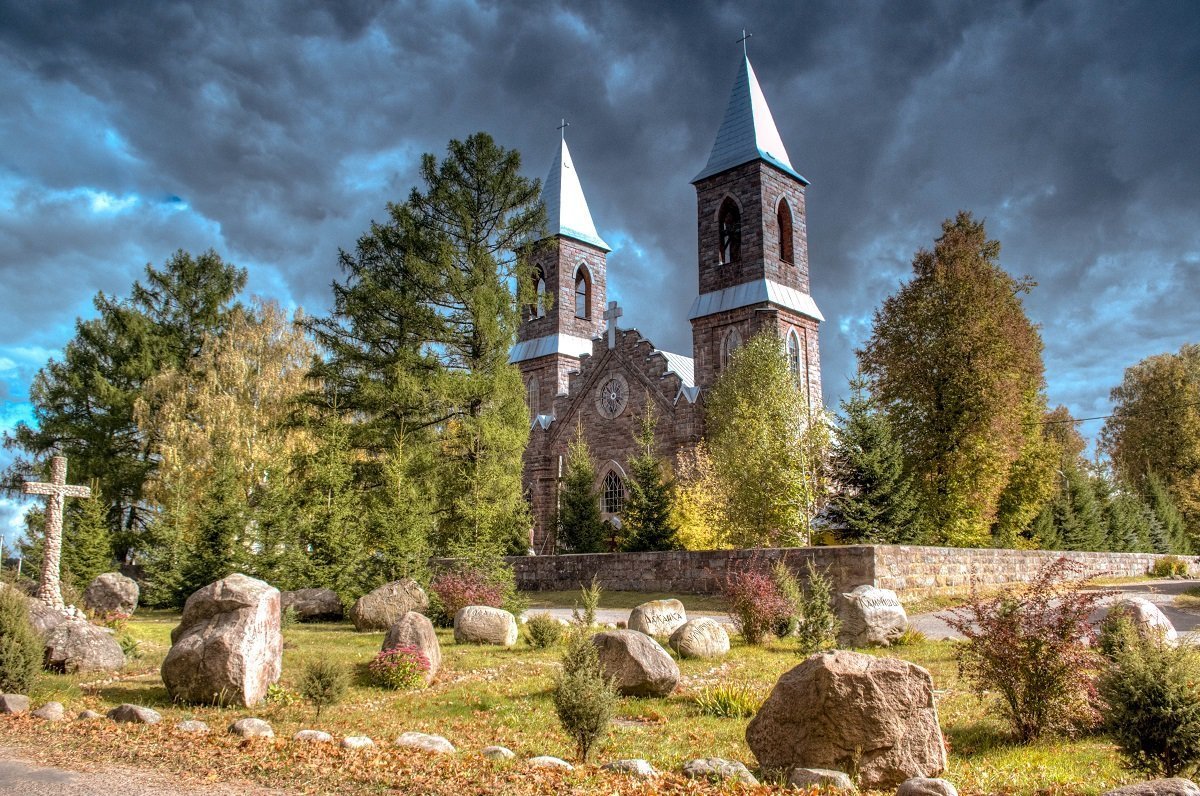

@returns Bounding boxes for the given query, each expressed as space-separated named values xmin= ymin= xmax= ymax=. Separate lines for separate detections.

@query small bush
xmin=524 ymin=613 xmax=564 ymax=648
xmin=945 ymin=557 xmax=1103 ymax=742
xmin=894 ymin=627 xmax=928 ymax=647
xmin=429 ymin=565 xmax=524 ymax=627
xmin=1151 ymin=556 xmax=1190 ymax=578
xmin=281 ymin=605 xmax=299 ymax=630
xmin=694 ymin=683 xmax=761 ymax=718
xmin=1099 ymin=628 xmax=1200 ymax=776
xmin=553 ymin=629 xmax=617 ymax=763
xmin=370 ymin=645 xmax=431 ymax=690
xmin=263 ymin=682 xmax=300 ymax=707
xmin=722 ymin=562 xmax=792 ymax=644
xmin=771 ymin=562 xmax=803 ymax=637
xmin=795 ymin=560 xmax=840 ymax=655
xmin=117 ymin=634 xmax=141 ymax=659
xmin=91 ymin=610 xmax=131 ymax=632
xmin=573 ymin=576 xmax=602 ymax=627
xmin=0 ymin=587 xmax=40 ymax=694
xmin=300 ymin=657 xmax=350 ymax=718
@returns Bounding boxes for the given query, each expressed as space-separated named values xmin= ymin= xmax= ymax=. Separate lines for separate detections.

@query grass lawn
xmin=0 ymin=606 xmax=1137 ymax=796
xmin=1176 ymin=586 xmax=1200 ymax=611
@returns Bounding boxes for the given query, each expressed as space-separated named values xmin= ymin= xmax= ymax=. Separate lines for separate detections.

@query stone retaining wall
xmin=484 ymin=545 xmax=1198 ymax=601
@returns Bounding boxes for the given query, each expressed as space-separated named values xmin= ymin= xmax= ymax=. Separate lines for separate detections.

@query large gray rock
xmin=281 ymin=588 xmax=343 ymax=622
xmin=161 ymin=573 xmax=282 ymax=707
xmin=1102 ymin=780 xmax=1200 ymax=796
xmin=591 ymin=629 xmax=679 ymax=697
xmin=383 ymin=611 xmax=441 ymax=683
xmin=837 ymin=585 xmax=908 ymax=647
xmin=898 ymin=777 xmax=959 ymax=796
xmin=669 ymin=617 xmax=730 ymax=659
xmin=43 ymin=620 xmax=125 ymax=673
xmin=1106 ymin=597 xmax=1178 ymax=644
xmin=681 ymin=758 xmax=758 ymax=785
xmin=349 ymin=579 xmax=428 ymax=631
xmin=82 ymin=572 xmax=139 ymax=615
xmin=746 ymin=650 xmax=946 ymax=790
xmin=453 ymin=606 xmax=518 ymax=646
xmin=0 ymin=694 xmax=30 ymax=714
xmin=628 ymin=599 xmax=687 ymax=637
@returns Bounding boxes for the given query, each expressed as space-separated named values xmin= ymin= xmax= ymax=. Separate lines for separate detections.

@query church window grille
xmin=526 ymin=377 xmax=539 ymax=419
xmin=718 ymin=198 xmax=741 ymax=264
xmin=602 ymin=471 xmax=624 ymax=514
xmin=720 ymin=328 xmax=743 ymax=371
xmin=535 ymin=274 xmax=547 ymax=318
xmin=777 ymin=200 xmax=794 ymax=264
xmin=575 ymin=267 xmax=590 ymax=319
xmin=787 ymin=328 xmax=803 ymax=384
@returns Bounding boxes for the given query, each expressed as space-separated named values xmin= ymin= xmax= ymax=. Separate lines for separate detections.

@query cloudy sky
xmin=2 ymin=0 xmax=1198 ymax=537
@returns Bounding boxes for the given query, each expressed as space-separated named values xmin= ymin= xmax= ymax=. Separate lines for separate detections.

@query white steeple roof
xmin=542 ymin=137 xmax=610 ymax=251
xmin=693 ymin=55 xmax=807 ymax=184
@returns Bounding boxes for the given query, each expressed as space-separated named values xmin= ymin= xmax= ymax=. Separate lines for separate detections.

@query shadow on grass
xmin=945 ymin=719 xmax=1020 ymax=758
xmin=94 ymin=680 xmax=173 ymax=708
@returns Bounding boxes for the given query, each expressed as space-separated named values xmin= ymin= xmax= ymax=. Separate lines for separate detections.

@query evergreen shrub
xmin=524 ymin=613 xmax=563 ymax=648
xmin=300 ymin=657 xmax=350 ymax=717
xmin=0 ymin=587 xmax=40 ymax=694
xmin=794 ymin=560 xmax=840 ymax=655
xmin=945 ymin=557 xmax=1103 ymax=741
xmin=553 ymin=629 xmax=617 ymax=762
xmin=572 ymin=576 xmax=602 ymax=627
xmin=1099 ymin=629 xmax=1200 ymax=777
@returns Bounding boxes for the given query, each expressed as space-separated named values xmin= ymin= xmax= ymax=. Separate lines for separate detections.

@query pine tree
xmin=62 ymin=487 xmax=114 ymax=588
xmin=827 ymin=376 xmax=918 ymax=544
xmin=1145 ymin=473 xmax=1190 ymax=554
xmin=558 ymin=426 xmax=605 ymax=553
xmin=620 ymin=404 xmax=679 ymax=552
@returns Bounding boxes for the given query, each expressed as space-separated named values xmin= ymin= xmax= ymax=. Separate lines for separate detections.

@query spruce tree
xmin=1053 ymin=466 xmax=1107 ymax=551
xmin=621 ymin=403 xmax=680 ymax=552
xmin=827 ymin=376 xmax=918 ymax=544
xmin=1146 ymin=473 xmax=1190 ymax=553
xmin=62 ymin=488 xmax=114 ymax=588
xmin=558 ymin=426 xmax=605 ymax=553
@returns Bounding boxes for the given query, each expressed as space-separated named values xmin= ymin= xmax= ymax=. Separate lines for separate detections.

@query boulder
xmin=281 ymin=588 xmax=343 ymax=622
xmin=383 ymin=611 xmax=442 ymax=683
xmin=43 ymin=620 xmax=125 ymax=673
xmin=681 ymin=758 xmax=758 ymax=785
xmin=746 ymin=650 xmax=946 ymax=790
xmin=175 ymin=720 xmax=209 ymax=734
xmin=349 ymin=579 xmax=429 ymax=631
xmin=396 ymin=731 xmax=455 ymax=754
xmin=628 ymin=599 xmax=687 ymax=637
xmin=108 ymin=703 xmax=161 ymax=724
xmin=528 ymin=756 xmax=573 ymax=770
xmin=82 ymin=572 xmax=139 ymax=615
xmin=0 ymin=694 xmax=30 ymax=714
xmin=31 ymin=701 xmax=64 ymax=721
xmin=789 ymin=767 xmax=856 ymax=791
xmin=453 ymin=606 xmax=518 ymax=647
xmin=1102 ymin=780 xmax=1200 ymax=796
xmin=837 ymin=585 xmax=908 ymax=647
xmin=161 ymin=573 xmax=282 ymax=707
xmin=294 ymin=729 xmax=334 ymax=743
xmin=342 ymin=736 xmax=376 ymax=750
xmin=1106 ymin=597 xmax=1178 ymax=644
xmin=898 ymin=777 xmax=959 ymax=796
xmin=27 ymin=600 xmax=69 ymax=636
xmin=483 ymin=745 xmax=516 ymax=760
xmin=669 ymin=618 xmax=730 ymax=659
xmin=603 ymin=759 xmax=659 ymax=778
xmin=229 ymin=717 xmax=274 ymax=738
xmin=591 ymin=630 xmax=679 ymax=697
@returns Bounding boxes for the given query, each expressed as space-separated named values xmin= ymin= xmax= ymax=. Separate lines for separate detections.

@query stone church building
xmin=512 ymin=54 xmax=824 ymax=553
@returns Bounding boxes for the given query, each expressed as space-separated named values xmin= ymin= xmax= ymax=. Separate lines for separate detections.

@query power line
xmin=1024 ymin=398 xmax=1200 ymax=427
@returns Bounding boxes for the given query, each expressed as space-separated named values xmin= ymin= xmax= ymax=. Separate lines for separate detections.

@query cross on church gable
xmin=604 ymin=300 xmax=622 ymax=349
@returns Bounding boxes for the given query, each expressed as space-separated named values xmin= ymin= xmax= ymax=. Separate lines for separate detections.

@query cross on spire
xmin=604 ymin=300 xmax=623 ymax=349
xmin=737 ymin=29 xmax=752 ymax=56
xmin=23 ymin=456 xmax=91 ymax=610
xmin=557 ymin=118 xmax=569 ymax=140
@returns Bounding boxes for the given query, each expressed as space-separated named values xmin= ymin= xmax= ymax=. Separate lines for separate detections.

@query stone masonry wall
xmin=491 ymin=545 xmax=1198 ymax=602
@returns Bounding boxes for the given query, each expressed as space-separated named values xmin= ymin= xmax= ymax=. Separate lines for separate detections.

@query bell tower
xmin=689 ymin=53 xmax=823 ymax=408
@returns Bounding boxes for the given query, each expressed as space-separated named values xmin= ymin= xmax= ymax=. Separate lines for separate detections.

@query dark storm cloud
xmin=1 ymin=0 xmax=1198 ymax=534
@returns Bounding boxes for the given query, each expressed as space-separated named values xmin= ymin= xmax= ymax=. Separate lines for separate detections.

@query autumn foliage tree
xmin=859 ymin=212 xmax=1053 ymax=547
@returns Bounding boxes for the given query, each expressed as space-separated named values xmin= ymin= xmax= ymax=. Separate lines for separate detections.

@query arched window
xmin=602 ymin=470 xmax=625 ymax=514
xmin=535 ymin=275 xmax=547 ymax=318
xmin=526 ymin=377 xmax=539 ymax=419
xmin=574 ymin=267 xmax=590 ymax=320
xmin=720 ymin=328 xmax=743 ymax=371
xmin=786 ymin=328 xmax=803 ymax=383
xmin=718 ymin=197 xmax=741 ymax=264
xmin=777 ymin=199 xmax=794 ymax=264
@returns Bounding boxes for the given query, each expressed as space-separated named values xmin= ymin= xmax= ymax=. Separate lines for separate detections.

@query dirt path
xmin=0 ymin=746 xmax=290 ymax=796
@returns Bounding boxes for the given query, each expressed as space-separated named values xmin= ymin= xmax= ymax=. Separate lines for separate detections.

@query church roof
xmin=693 ymin=55 xmax=807 ymax=184
xmin=688 ymin=279 xmax=825 ymax=323
xmin=542 ymin=137 xmax=611 ymax=251
xmin=509 ymin=332 xmax=595 ymax=364
xmin=655 ymin=349 xmax=695 ymax=389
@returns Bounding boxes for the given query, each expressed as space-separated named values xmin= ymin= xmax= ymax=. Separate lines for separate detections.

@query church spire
xmin=541 ymin=135 xmax=610 ymax=251
xmin=693 ymin=54 xmax=807 ymax=184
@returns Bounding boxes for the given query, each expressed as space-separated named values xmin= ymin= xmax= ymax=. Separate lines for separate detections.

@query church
xmin=512 ymin=53 xmax=824 ymax=553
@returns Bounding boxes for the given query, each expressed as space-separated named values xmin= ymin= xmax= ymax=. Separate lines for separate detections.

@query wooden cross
xmin=24 ymin=456 xmax=91 ymax=610
xmin=737 ymin=29 xmax=752 ymax=56
xmin=604 ymin=300 xmax=623 ymax=349
xmin=557 ymin=118 xmax=569 ymax=140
